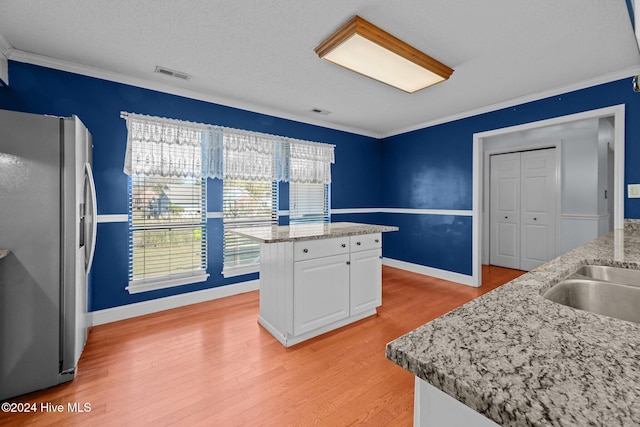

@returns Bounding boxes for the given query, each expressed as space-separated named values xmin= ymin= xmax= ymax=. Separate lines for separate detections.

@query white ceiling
xmin=0 ymin=0 xmax=639 ymax=138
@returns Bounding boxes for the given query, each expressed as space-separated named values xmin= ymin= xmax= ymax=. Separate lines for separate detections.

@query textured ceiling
xmin=0 ymin=0 xmax=639 ymax=137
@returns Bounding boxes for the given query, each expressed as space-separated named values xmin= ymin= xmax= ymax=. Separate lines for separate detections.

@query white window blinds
xmin=290 ymin=183 xmax=330 ymax=224
xmin=223 ymin=180 xmax=278 ymax=275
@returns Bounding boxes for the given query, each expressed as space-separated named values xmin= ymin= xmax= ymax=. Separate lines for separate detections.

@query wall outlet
xmin=628 ymin=184 xmax=640 ymax=198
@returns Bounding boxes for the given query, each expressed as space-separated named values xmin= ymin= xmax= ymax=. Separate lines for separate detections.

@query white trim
xmin=98 ymin=208 xmax=474 ymax=224
xmin=380 ymin=208 xmax=472 ymax=216
xmin=473 ymin=104 xmax=626 ymax=288
xmin=0 ymin=32 xmax=13 ymax=58
xmin=222 ymin=263 xmax=259 ymax=278
xmin=331 ymin=208 xmax=380 ymax=214
xmin=0 ymin=50 xmax=8 ymax=86
xmin=382 ymin=66 xmax=640 ymax=138
xmin=8 ymin=50 xmax=640 ymax=140
xmin=89 ymin=279 xmax=259 ymax=325
xmin=560 ymin=213 xmax=610 ymax=220
xmin=97 ymin=214 xmax=128 ymax=223
xmin=127 ymin=272 xmax=209 ymax=294
xmin=383 ymin=258 xmax=476 ymax=287
xmin=8 ymin=49 xmax=380 ymax=139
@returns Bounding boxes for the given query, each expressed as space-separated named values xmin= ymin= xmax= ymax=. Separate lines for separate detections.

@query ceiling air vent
xmin=311 ymin=108 xmax=331 ymax=115
xmin=154 ymin=66 xmax=191 ymax=80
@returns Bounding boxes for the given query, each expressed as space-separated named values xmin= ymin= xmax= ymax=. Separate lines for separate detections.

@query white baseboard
xmin=89 ymin=259 xmax=476 ymax=326
xmin=382 ymin=258 xmax=477 ymax=287
xmin=89 ymin=280 xmax=259 ymax=326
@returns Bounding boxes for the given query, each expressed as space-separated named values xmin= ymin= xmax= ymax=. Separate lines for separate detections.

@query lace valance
xmin=123 ymin=115 xmax=204 ymax=178
xmin=286 ymin=140 xmax=335 ymax=184
xmin=122 ymin=112 xmax=335 ymax=184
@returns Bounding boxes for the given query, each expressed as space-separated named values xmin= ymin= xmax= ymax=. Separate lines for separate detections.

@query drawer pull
xmin=346 ymin=261 xmax=351 ymax=265
xmin=356 ymin=242 xmax=361 ymax=246
xmin=341 ymin=243 xmax=346 ymax=248
xmin=374 ymin=239 xmax=379 ymax=243
xmin=303 ymin=248 xmax=309 ymax=253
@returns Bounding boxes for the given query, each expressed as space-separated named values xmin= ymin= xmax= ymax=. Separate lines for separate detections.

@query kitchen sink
xmin=542 ymin=265 xmax=640 ymax=324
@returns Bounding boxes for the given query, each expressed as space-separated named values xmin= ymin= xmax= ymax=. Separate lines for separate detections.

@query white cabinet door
xmin=350 ymin=248 xmax=382 ymax=315
xmin=293 ymin=254 xmax=350 ymax=336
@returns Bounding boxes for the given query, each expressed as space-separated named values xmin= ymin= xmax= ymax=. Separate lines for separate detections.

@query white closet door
xmin=520 ymin=149 xmax=556 ymax=271
xmin=489 ymin=153 xmax=521 ymax=269
xmin=490 ymin=148 xmax=557 ymax=271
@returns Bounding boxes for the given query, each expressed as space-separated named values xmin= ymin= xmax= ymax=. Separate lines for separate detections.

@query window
xmin=129 ymin=176 xmax=207 ymax=292
xmin=223 ymin=179 xmax=278 ymax=276
xmin=290 ymin=183 xmax=330 ymax=224
xmin=123 ymin=114 xmax=209 ymax=293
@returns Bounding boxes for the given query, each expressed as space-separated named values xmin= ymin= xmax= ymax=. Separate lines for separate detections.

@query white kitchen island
xmin=231 ymin=222 xmax=398 ymax=347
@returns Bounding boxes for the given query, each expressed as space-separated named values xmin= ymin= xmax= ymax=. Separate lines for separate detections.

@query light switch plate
xmin=628 ymin=184 xmax=640 ymax=198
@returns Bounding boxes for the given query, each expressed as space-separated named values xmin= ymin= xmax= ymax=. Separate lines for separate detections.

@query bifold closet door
xmin=490 ymin=148 xmax=556 ymax=271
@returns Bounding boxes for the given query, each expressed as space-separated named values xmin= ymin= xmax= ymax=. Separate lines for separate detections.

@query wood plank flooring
xmin=1 ymin=265 xmax=524 ymax=427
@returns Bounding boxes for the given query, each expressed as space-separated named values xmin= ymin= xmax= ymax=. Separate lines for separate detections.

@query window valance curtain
xmin=122 ymin=112 xmax=335 ymax=183
xmin=122 ymin=114 xmax=204 ymax=178
xmin=285 ymin=140 xmax=335 ymax=184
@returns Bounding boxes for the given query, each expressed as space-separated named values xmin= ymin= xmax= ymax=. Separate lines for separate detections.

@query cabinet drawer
xmin=350 ymin=233 xmax=382 ymax=252
xmin=293 ymin=236 xmax=349 ymax=261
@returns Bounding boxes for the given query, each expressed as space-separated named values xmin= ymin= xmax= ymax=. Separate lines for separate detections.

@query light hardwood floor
xmin=1 ymin=265 xmax=524 ymax=427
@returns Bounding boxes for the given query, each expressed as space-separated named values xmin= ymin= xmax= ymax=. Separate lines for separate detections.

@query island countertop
xmin=229 ymin=221 xmax=398 ymax=243
xmin=386 ymin=223 xmax=640 ymax=426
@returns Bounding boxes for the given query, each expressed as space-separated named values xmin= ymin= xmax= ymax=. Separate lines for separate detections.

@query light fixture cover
xmin=315 ymin=16 xmax=453 ymax=93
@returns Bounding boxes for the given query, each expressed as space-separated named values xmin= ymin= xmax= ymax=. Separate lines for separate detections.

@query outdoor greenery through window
xmin=290 ymin=183 xmax=330 ymax=224
xmin=223 ymin=179 xmax=277 ymax=275
xmin=129 ymin=175 xmax=207 ymax=290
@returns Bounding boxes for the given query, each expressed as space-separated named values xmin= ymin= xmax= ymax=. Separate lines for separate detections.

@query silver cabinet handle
xmin=303 ymin=248 xmax=309 ymax=253
xmin=341 ymin=243 xmax=346 ymax=248
xmin=356 ymin=242 xmax=361 ymax=246
xmin=374 ymin=239 xmax=379 ymax=243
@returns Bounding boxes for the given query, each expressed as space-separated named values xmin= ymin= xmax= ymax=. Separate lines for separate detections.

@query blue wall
xmin=0 ymin=61 xmax=381 ymax=311
xmin=2 ymin=60 xmax=640 ymax=309
xmin=379 ymin=78 xmax=640 ymax=275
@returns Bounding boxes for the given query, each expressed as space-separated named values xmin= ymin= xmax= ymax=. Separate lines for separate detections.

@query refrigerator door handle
xmin=84 ymin=162 xmax=98 ymax=274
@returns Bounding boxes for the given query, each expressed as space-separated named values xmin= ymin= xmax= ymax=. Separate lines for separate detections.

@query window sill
xmin=127 ymin=272 xmax=209 ymax=294
xmin=223 ymin=263 xmax=259 ymax=278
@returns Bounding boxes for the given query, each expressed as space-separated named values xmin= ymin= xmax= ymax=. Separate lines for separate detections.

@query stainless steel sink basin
xmin=542 ymin=265 xmax=640 ymax=324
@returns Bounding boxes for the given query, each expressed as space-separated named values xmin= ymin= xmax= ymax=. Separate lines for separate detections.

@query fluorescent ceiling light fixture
xmin=315 ymin=16 xmax=453 ymax=93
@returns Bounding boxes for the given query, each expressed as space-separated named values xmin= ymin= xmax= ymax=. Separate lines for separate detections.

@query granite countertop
xmin=0 ymin=249 xmax=9 ymax=260
xmin=386 ymin=223 xmax=640 ymax=426
xmin=229 ymin=222 xmax=398 ymax=243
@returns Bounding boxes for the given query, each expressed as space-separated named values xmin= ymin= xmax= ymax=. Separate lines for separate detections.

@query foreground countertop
xmin=386 ymin=224 xmax=640 ymax=426
xmin=230 ymin=222 xmax=398 ymax=243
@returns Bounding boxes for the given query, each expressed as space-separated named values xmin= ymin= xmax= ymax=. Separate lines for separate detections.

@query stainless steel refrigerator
xmin=0 ymin=108 xmax=97 ymax=400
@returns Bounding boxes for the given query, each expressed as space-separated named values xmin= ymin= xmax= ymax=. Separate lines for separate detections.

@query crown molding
xmin=7 ymin=49 xmax=382 ymax=139
xmin=381 ymin=64 xmax=640 ymax=138
xmin=6 ymin=48 xmax=640 ymax=140
xmin=0 ymin=32 xmax=13 ymax=58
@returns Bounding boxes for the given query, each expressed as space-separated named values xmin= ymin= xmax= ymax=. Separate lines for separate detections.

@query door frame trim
xmin=484 ymin=144 xmax=562 ymax=267
xmin=471 ymin=104 xmax=625 ymax=287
